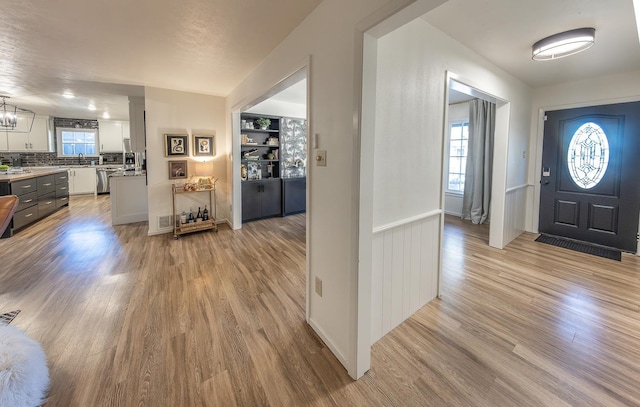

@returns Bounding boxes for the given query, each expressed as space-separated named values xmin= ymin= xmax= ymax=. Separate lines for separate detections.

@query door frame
xmin=531 ymin=97 xmax=640 ymax=255
xmin=444 ymin=73 xmax=510 ymax=250
xmin=229 ymin=60 xmax=312 ymax=320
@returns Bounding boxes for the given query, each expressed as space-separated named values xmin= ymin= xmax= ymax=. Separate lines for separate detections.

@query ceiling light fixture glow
xmin=102 ymin=112 xmax=110 ymax=119
xmin=88 ymin=104 xmax=97 ymax=111
xmin=532 ymin=28 xmax=595 ymax=61
xmin=62 ymin=91 xmax=75 ymax=99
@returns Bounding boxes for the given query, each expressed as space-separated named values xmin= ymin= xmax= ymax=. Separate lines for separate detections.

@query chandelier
xmin=0 ymin=96 xmax=35 ymax=132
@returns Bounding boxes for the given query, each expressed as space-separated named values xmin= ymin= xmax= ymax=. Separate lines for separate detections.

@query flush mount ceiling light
xmin=532 ymin=27 xmax=595 ymax=61
xmin=88 ymin=104 xmax=97 ymax=111
xmin=62 ymin=91 xmax=75 ymax=99
xmin=102 ymin=112 xmax=110 ymax=119
xmin=0 ymin=96 xmax=35 ymax=133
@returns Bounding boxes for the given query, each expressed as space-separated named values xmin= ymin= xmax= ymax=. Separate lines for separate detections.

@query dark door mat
xmin=535 ymin=234 xmax=622 ymax=261
xmin=0 ymin=309 xmax=21 ymax=325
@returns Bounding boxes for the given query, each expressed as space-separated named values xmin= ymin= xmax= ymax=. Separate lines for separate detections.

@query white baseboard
xmin=308 ymin=317 xmax=348 ymax=370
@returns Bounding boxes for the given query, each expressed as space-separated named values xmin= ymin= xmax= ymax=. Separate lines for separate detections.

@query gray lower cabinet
xmin=242 ymin=180 xmax=282 ymax=222
xmin=55 ymin=171 xmax=70 ymax=208
xmin=37 ymin=175 xmax=57 ymax=217
xmin=0 ymin=170 xmax=69 ymax=237
xmin=282 ymin=178 xmax=306 ymax=216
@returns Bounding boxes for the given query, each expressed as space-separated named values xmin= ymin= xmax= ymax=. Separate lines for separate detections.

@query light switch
xmin=316 ymin=150 xmax=327 ymax=167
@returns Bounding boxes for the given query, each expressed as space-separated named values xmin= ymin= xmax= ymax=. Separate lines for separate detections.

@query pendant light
xmin=0 ymin=96 xmax=36 ymax=132
xmin=532 ymin=28 xmax=596 ymax=61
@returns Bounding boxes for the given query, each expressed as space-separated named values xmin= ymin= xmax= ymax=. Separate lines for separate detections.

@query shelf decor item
xmin=241 ymin=164 xmax=247 ymax=180
xmin=165 ymin=134 xmax=189 ymax=157
xmin=255 ymin=118 xmax=271 ymax=130
xmin=193 ymin=135 xmax=215 ymax=157
xmin=168 ymin=160 xmax=188 ymax=179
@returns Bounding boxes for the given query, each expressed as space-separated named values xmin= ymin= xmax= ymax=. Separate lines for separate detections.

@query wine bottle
xmin=196 ymin=207 xmax=203 ymax=221
xmin=203 ymin=205 xmax=209 ymax=221
xmin=188 ymin=208 xmax=194 ymax=223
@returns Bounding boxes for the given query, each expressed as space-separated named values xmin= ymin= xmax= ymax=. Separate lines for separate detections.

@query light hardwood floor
xmin=1 ymin=196 xmax=639 ymax=406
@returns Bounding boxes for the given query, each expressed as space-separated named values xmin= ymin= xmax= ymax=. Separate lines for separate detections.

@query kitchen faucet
xmin=78 ymin=153 xmax=84 ymax=164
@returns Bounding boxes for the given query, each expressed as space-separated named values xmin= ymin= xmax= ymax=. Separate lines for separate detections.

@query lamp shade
xmin=532 ymin=28 xmax=595 ymax=61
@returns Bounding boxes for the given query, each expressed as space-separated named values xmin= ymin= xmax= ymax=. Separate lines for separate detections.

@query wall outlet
xmin=315 ymin=277 xmax=323 ymax=297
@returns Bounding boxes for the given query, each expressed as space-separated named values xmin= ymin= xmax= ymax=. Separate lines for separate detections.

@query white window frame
xmin=56 ymin=127 xmax=100 ymax=158
xmin=446 ymin=120 xmax=469 ymax=195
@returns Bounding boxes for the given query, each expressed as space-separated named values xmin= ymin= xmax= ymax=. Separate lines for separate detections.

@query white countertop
xmin=110 ymin=170 xmax=146 ymax=178
xmin=0 ymin=167 xmax=68 ymax=182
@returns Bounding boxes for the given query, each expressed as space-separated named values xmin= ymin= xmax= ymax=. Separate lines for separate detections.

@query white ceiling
xmin=0 ymin=0 xmax=322 ymax=120
xmin=422 ymin=0 xmax=640 ymax=88
xmin=1 ymin=0 xmax=638 ymax=121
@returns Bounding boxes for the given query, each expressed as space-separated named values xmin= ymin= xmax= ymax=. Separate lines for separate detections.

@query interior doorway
xmin=231 ymin=67 xmax=308 ymax=228
xmin=231 ymin=65 xmax=311 ymax=317
xmin=443 ymin=78 xmax=500 ymax=246
xmin=240 ymin=79 xmax=307 ymax=224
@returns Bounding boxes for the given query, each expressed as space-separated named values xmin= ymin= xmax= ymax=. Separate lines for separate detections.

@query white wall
xmin=144 ymin=87 xmax=228 ymax=235
xmin=526 ymin=69 xmax=640 ymax=233
xmin=225 ymin=0 xmax=533 ymax=379
xmin=370 ymin=212 xmax=440 ymax=343
xmin=226 ymin=0 xmax=444 ymax=379
xmin=372 ymin=19 xmax=531 ymax=230
xmin=366 ymin=17 xmax=532 ymax=344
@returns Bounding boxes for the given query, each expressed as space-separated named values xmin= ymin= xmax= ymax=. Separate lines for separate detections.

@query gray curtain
xmin=462 ymin=99 xmax=495 ymax=224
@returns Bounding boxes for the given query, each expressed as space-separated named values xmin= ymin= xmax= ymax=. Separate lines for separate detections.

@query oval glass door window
xmin=567 ymin=122 xmax=609 ymax=189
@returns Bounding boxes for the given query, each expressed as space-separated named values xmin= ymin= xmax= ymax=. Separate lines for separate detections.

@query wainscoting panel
xmin=504 ymin=185 xmax=528 ymax=246
xmin=371 ymin=212 xmax=441 ymax=344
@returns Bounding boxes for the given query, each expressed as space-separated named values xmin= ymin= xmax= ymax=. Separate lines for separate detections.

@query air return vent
xmin=158 ymin=215 xmax=172 ymax=229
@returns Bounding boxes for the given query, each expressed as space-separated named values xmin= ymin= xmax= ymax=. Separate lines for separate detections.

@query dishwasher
xmin=97 ymin=168 xmax=119 ymax=194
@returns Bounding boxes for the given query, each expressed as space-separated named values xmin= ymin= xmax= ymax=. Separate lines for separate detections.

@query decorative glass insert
xmin=567 ymin=122 xmax=609 ymax=189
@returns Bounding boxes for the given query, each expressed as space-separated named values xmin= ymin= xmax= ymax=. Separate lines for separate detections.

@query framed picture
xmin=168 ymin=160 xmax=188 ymax=179
xmin=193 ymin=135 xmax=215 ymax=157
xmin=165 ymin=134 xmax=188 ymax=157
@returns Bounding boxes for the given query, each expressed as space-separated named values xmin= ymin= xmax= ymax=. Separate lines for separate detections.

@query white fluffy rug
xmin=0 ymin=324 xmax=49 ymax=407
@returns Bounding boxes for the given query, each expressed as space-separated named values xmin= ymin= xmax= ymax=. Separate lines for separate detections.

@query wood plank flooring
xmin=1 ymin=197 xmax=640 ymax=406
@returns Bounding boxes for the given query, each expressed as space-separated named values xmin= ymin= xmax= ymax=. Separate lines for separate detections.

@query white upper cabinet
xmin=0 ymin=132 xmax=8 ymax=151
xmin=6 ymin=116 xmax=53 ymax=152
xmin=98 ymin=120 xmax=129 ymax=153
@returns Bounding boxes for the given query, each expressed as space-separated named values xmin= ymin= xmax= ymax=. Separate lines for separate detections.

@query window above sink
xmin=56 ymin=128 xmax=99 ymax=158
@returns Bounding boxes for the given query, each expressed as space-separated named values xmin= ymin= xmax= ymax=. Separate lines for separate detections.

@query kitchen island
xmin=0 ymin=168 xmax=69 ymax=237
xmin=109 ymin=171 xmax=148 ymax=225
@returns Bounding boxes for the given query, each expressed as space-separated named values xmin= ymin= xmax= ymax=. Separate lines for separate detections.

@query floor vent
xmin=158 ymin=215 xmax=173 ymax=229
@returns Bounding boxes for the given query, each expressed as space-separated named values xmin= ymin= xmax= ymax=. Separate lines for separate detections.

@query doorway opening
xmin=443 ymin=78 xmax=499 ymax=246
xmin=231 ymin=65 xmax=311 ymax=318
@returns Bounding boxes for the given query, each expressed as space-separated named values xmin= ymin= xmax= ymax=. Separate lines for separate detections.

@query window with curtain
xmin=56 ymin=128 xmax=98 ymax=157
xmin=447 ymin=121 xmax=469 ymax=193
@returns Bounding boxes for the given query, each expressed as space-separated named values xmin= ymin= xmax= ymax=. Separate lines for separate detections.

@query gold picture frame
xmin=165 ymin=134 xmax=188 ymax=157
xmin=193 ymin=135 xmax=215 ymax=157
xmin=168 ymin=160 xmax=188 ymax=179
